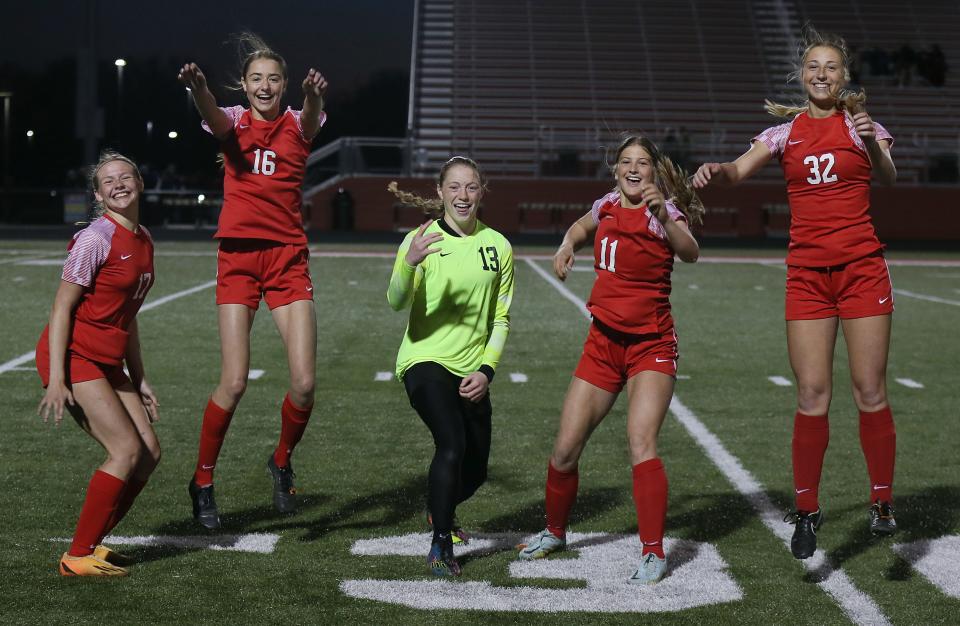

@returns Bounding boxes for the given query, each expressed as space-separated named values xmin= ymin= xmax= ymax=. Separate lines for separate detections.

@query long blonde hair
xmin=229 ymin=32 xmax=288 ymax=91
xmin=609 ymin=134 xmax=704 ymax=226
xmin=388 ymin=156 xmax=488 ymax=219
xmin=764 ymin=23 xmax=866 ymax=118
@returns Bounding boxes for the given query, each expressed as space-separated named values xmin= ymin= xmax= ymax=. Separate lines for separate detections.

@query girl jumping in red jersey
xmin=692 ymin=25 xmax=898 ymax=560
xmin=518 ymin=135 xmax=702 ymax=585
xmin=37 ymin=151 xmax=160 ymax=577
xmin=178 ymin=33 xmax=327 ymax=528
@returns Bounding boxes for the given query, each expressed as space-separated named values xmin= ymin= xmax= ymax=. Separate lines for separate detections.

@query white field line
xmin=248 ymin=369 xmax=265 ymax=380
xmin=50 ymin=533 xmax=280 ymax=554
xmin=375 ymin=371 xmax=393 ymax=381
xmin=893 ymin=289 xmax=960 ymax=307
xmin=0 ymin=280 xmax=217 ymax=374
xmin=895 ymin=378 xmax=924 ymax=389
xmin=524 ymin=257 xmax=891 ymax=626
xmin=509 ymin=372 xmax=528 ymax=383
xmin=768 ymin=376 xmax=793 ymax=387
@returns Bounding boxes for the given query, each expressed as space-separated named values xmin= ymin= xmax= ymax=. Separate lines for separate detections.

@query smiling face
xmin=615 ymin=143 xmax=655 ymax=207
xmin=93 ymin=160 xmax=143 ymax=216
xmin=242 ymin=57 xmax=287 ymax=120
xmin=802 ymin=45 xmax=846 ymax=109
xmin=437 ymin=163 xmax=483 ymax=234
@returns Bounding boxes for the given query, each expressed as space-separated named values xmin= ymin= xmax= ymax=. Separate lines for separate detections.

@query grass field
xmin=1 ymin=239 xmax=958 ymax=625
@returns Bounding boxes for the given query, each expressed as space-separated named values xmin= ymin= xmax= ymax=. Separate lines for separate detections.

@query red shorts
xmin=573 ymin=318 xmax=678 ymax=393
xmin=217 ymin=239 xmax=314 ymax=310
xmin=785 ymin=252 xmax=894 ymax=320
xmin=35 ymin=344 xmax=129 ymax=389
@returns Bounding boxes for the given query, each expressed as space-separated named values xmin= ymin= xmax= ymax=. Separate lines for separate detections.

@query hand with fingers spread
xmin=553 ymin=242 xmax=575 ymax=281
xmin=692 ymin=162 xmax=723 ymax=189
xmin=459 ymin=371 xmax=489 ymax=403
xmin=139 ymin=379 xmax=160 ymax=423
xmin=302 ymin=68 xmax=328 ymax=103
xmin=177 ymin=62 xmax=208 ymax=93
xmin=405 ymin=220 xmax=444 ymax=266
xmin=38 ymin=380 xmax=74 ymax=426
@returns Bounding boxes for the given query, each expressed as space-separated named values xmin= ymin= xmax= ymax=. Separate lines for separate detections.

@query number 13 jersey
xmin=754 ymin=110 xmax=893 ymax=267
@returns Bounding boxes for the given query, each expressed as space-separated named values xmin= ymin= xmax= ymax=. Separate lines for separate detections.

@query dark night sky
xmin=0 ymin=1 xmax=415 ymax=187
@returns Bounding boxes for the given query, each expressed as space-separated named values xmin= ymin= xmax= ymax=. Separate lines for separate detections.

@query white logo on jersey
xmin=121 ymin=254 xmax=133 ymax=260
xmin=879 ymin=296 xmax=890 ymax=304
xmin=655 ymin=358 xmax=674 ymax=363
xmin=788 ymin=140 xmax=804 ymax=145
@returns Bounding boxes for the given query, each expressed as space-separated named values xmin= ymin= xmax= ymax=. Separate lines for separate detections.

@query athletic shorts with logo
xmin=216 ymin=239 xmax=314 ymax=310
xmin=574 ymin=317 xmax=678 ymax=393
xmin=785 ymin=251 xmax=894 ymax=320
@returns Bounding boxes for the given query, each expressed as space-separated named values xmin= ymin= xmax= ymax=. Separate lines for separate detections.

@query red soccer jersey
xmin=586 ymin=192 xmax=685 ymax=335
xmin=38 ymin=214 xmax=155 ymax=365
xmin=754 ymin=111 xmax=893 ymax=267
xmin=204 ymin=106 xmax=326 ymax=244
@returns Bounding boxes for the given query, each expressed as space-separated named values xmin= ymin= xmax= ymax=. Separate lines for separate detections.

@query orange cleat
xmin=94 ymin=544 xmax=136 ymax=567
xmin=59 ymin=552 xmax=129 ymax=577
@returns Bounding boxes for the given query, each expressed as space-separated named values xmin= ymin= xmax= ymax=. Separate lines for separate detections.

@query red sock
xmin=103 ymin=477 xmax=148 ymax=536
xmin=68 ymin=471 xmax=126 ymax=557
xmin=859 ymin=406 xmax=896 ymax=503
xmin=545 ymin=461 xmax=578 ymax=538
xmin=632 ymin=458 xmax=668 ymax=559
xmin=273 ymin=394 xmax=312 ymax=468
xmin=194 ymin=398 xmax=234 ymax=486
xmin=792 ymin=412 xmax=829 ymax=512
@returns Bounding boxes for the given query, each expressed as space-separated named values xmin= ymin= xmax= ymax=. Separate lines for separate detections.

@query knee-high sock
xmin=68 ymin=471 xmax=126 ymax=557
xmin=545 ymin=461 xmax=578 ymax=538
xmin=632 ymin=458 xmax=668 ymax=559
xmin=103 ymin=477 xmax=148 ymax=537
xmin=792 ymin=412 xmax=829 ymax=512
xmin=859 ymin=406 xmax=896 ymax=503
xmin=274 ymin=393 xmax=312 ymax=468
xmin=194 ymin=398 xmax=233 ymax=486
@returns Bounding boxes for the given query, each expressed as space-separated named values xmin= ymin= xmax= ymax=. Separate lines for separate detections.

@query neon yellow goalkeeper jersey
xmin=388 ymin=218 xmax=514 ymax=379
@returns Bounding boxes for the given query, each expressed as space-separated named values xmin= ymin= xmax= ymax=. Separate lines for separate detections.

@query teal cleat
xmin=517 ymin=529 xmax=566 ymax=560
xmin=628 ymin=552 xmax=667 ymax=585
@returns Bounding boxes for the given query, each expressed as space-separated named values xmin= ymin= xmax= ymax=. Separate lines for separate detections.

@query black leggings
xmin=404 ymin=362 xmax=492 ymax=540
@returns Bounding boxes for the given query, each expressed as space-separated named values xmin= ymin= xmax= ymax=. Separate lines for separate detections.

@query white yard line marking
xmin=894 ymin=378 xmax=924 ymax=389
xmin=893 ymin=289 xmax=960 ymax=307
xmin=0 ymin=280 xmax=217 ymax=374
xmin=248 ymin=369 xmax=265 ymax=380
xmin=375 ymin=371 xmax=393 ymax=381
xmin=768 ymin=376 xmax=793 ymax=387
xmin=509 ymin=372 xmax=528 ymax=383
xmin=688 ymin=284 xmax=700 ymax=290
xmin=15 ymin=259 xmax=65 ymax=266
xmin=526 ymin=257 xmax=891 ymax=626
xmin=524 ymin=258 xmax=591 ymax=318
xmin=677 ymin=375 xmax=691 ymax=380
xmin=50 ymin=533 xmax=280 ymax=554
xmin=893 ymin=535 xmax=960 ymax=599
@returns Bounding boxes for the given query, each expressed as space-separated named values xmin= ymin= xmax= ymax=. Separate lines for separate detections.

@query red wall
xmin=305 ymin=177 xmax=960 ymax=241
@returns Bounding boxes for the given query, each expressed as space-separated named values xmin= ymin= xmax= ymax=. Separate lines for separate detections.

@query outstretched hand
xmin=177 ymin=63 xmax=207 ymax=92
xmin=302 ymin=69 xmax=328 ymax=101
xmin=405 ymin=221 xmax=443 ymax=266
xmin=692 ymin=162 xmax=722 ymax=189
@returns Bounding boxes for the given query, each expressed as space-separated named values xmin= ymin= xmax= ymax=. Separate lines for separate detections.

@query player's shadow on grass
xmin=479 ymin=486 xmax=626 ymax=533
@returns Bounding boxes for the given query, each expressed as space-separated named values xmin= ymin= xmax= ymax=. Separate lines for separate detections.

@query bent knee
xmin=219 ymin=378 xmax=248 ymax=403
xmin=796 ymin=384 xmax=831 ymax=415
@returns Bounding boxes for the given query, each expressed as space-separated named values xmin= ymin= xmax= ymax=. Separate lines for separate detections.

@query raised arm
xmin=554 ymin=211 xmax=599 ymax=281
xmin=387 ymin=221 xmax=443 ymax=311
xmin=852 ymin=111 xmax=897 ymax=186
xmin=178 ymin=63 xmax=232 ymax=140
xmin=692 ymin=141 xmax=773 ymax=189
xmin=300 ymin=68 xmax=328 ymax=140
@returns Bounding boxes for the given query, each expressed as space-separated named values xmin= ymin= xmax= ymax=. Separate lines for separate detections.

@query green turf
xmin=1 ymin=241 xmax=957 ymax=624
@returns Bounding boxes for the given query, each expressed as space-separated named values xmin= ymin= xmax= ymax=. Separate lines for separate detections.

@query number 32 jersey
xmin=204 ymin=105 xmax=327 ymax=245
xmin=587 ymin=192 xmax=686 ymax=336
xmin=754 ymin=111 xmax=893 ymax=267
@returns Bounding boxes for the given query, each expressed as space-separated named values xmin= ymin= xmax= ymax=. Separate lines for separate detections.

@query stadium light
xmin=26 ymin=130 xmax=34 ymax=138
xmin=197 ymin=194 xmax=206 ymax=203
xmin=168 ymin=131 xmax=178 ymax=139
xmin=114 ymin=58 xmax=127 ymax=67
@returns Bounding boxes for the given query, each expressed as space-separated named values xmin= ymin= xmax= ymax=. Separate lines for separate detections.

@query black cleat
xmin=188 ymin=479 xmax=221 ymax=530
xmin=786 ymin=508 xmax=823 ymax=559
xmin=869 ymin=500 xmax=897 ymax=536
xmin=267 ymin=454 xmax=297 ymax=514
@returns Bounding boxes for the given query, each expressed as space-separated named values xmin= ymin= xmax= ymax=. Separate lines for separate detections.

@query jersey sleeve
xmin=288 ymin=108 xmax=328 ymax=141
xmin=386 ymin=230 xmax=423 ymax=310
xmin=481 ymin=239 xmax=514 ymax=372
xmin=61 ymin=229 xmax=110 ymax=287
xmin=590 ymin=191 xmax=619 ymax=224
xmin=873 ymin=121 xmax=894 ymax=147
xmin=665 ymin=199 xmax=687 ymax=223
xmin=752 ymin=121 xmax=792 ymax=159
xmin=201 ymin=105 xmax=245 ymax=134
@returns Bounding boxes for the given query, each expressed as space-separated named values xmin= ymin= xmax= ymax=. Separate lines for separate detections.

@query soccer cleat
xmin=517 ymin=529 xmax=566 ymax=560
xmin=94 ymin=544 xmax=135 ymax=567
xmin=869 ymin=500 xmax=897 ymax=536
xmin=266 ymin=454 xmax=297 ymax=514
xmin=628 ymin=552 xmax=667 ymax=585
xmin=427 ymin=535 xmax=461 ymax=577
xmin=188 ymin=479 xmax=221 ymax=530
xmin=427 ymin=512 xmax=469 ymax=545
xmin=59 ymin=552 xmax=128 ymax=577
xmin=785 ymin=508 xmax=823 ymax=559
